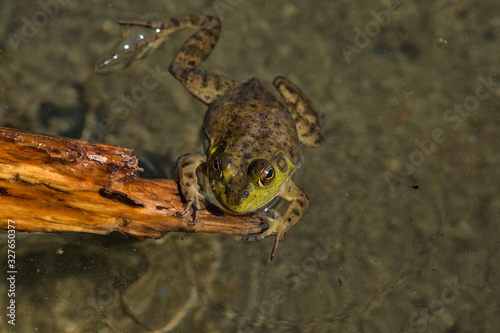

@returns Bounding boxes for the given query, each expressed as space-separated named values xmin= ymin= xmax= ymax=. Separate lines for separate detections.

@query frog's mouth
xmin=200 ymin=175 xmax=236 ymax=213
xmin=204 ymin=174 xmax=281 ymax=215
xmin=206 ymin=178 xmax=256 ymax=215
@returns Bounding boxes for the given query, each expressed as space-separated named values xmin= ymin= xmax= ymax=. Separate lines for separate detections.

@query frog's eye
xmin=212 ymin=157 xmax=220 ymax=172
xmin=259 ymin=164 xmax=275 ymax=187
xmin=248 ymin=159 xmax=275 ymax=188
xmin=211 ymin=157 xmax=223 ymax=178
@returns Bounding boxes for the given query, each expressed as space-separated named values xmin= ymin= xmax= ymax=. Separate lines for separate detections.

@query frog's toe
xmin=242 ymin=224 xmax=285 ymax=261
xmin=245 ymin=212 xmax=291 ymax=260
xmin=176 ymin=199 xmax=201 ymax=226
xmin=267 ymin=209 xmax=282 ymax=220
xmin=269 ymin=227 xmax=290 ymax=261
xmin=252 ymin=213 xmax=270 ymax=224
xmin=242 ymin=214 xmax=281 ymax=242
xmin=242 ymin=233 xmax=266 ymax=243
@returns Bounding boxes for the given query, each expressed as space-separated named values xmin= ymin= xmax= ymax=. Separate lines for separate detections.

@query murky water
xmin=1 ymin=1 xmax=499 ymax=332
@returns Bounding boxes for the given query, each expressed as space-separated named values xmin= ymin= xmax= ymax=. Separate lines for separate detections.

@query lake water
xmin=0 ymin=0 xmax=498 ymax=332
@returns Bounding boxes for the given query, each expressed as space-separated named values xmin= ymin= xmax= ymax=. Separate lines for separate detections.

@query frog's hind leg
xmin=273 ymin=76 xmax=325 ymax=147
xmin=167 ymin=16 xmax=239 ymax=104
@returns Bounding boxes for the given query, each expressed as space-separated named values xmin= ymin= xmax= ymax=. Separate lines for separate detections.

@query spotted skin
xmin=174 ymin=153 xmax=206 ymax=225
xmin=99 ymin=15 xmax=325 ymax=260
xmin=274 ymin=76 xmax=325 ymax=147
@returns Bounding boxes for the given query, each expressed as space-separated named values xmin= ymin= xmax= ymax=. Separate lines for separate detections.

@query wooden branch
xmin=0 ymin=127 xmax=262 ymax=238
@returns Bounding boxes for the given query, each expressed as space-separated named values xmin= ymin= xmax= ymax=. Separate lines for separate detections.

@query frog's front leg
xmin=174 ymin=153 xmax=206 ymax=225
xmin=243 ymin=181 xmax=309 ymax=261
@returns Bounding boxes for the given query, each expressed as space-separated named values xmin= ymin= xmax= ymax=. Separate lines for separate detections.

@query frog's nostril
xmin=243 ymin=190 xmax=249 ymax=197
xmin=225 ymin=187 xmax=231 ymax=194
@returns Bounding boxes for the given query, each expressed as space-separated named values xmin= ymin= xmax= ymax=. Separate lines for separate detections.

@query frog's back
xmin=203 ymin=78 xmax=301 ymax=164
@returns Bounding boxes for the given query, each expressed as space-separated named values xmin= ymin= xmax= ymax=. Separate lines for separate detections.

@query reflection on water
xmin=1 ymin=0 xmax=499 ymax=331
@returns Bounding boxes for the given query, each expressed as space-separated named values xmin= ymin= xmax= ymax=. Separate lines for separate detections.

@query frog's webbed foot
xmin=95 ymin=19 xmax=180 ymax=73
xmin=246 ymin=210 xmax=282 ymax=240
xmin=243 ymin=210 xmax=285 ymax=261
xmin=175 ymin=191 xmax=204 ymax=226
xmin=273 ymin=76 xmax=325 ymax=147
xmin=96 ymin=15 xmax=239 ymax=104
xmin=174 ymin=153 xmax=207 ymax=226
xmin=244 ymin=180 xmax=310 ymax=261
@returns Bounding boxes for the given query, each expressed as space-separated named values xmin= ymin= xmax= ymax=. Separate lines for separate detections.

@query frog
xmin=98 ymin=15 xmax=324 ymax=260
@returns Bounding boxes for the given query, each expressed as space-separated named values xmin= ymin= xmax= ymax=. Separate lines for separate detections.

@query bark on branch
xmin=0 ymin=127 xmax=262 ymax=238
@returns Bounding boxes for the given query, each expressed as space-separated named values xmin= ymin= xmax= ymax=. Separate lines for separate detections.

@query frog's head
xmin=206 ymin=143 xmax=295 ymax=214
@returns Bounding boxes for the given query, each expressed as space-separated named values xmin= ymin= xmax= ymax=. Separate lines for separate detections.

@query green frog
xmin=98 ymin=15 xmax=324 ymax=260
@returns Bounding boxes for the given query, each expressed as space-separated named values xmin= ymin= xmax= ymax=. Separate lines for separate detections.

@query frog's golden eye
xmin=248 ymin=159 xmax=275 ymax=188
xmin=259 ymin=164 xmax=275 ymax=187
xmin=210 ymin=153 xmax=234 ymax=180
xmin=212 ymin=157 xmax=220 ymax=172
xmin=211 ymin=157 xmax=223 ymax=179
